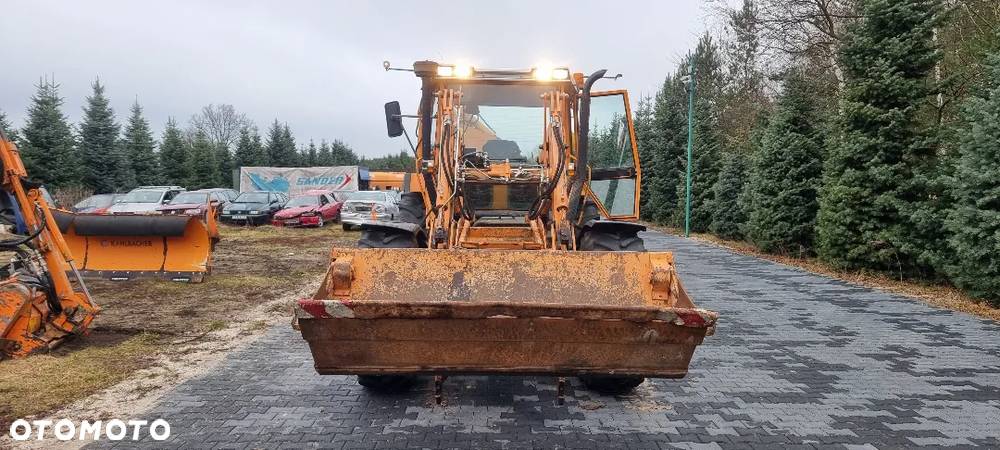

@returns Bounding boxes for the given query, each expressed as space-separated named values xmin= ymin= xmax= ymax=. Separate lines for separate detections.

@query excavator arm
xmin=0 ymin=130 xmax=99 ymax=359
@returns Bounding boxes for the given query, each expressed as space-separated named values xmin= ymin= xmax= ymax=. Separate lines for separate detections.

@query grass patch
xmin=0 ymin=333 xmax=160 ymax=427
xmin=650 ymin=225 xmax=1000 ymax=322
xmin=205 ymin=320 xmax=227 ymax=332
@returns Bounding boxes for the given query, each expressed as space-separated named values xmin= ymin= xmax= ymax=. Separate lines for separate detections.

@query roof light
xmin=533 ymin=66 xmax=570 ymax=81
xmin=436 ymin=65 xmax=455 ymax=77
xmin=454 ymin=65 xmax=474 ymax=78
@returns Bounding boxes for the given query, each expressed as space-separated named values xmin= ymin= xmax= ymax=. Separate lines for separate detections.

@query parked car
xmin=72 ymin=193 xmax=123 ymax=214
xmin=340 ymin=190 xmax=400 ymax=230
xmin=272 ymin=190 xmax=344 ymax=228
xmin=155 ymin=189 xmax=233 ymax=216
xmin=221 ymin=191 xmax=287 ymax=225
xmin=106 ymin=186 xmax=186 ymax=215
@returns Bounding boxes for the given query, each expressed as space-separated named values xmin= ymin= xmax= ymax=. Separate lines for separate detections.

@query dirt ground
xmin=0 ymin=224 xmax=358 ymax=428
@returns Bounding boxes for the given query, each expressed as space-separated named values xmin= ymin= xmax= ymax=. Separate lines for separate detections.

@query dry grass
xmin=648 ymin=225 xmax=1000 ymax=322
xmin=0 ymin=224 xmax=360 ymax=425
xmin=0 ymin=333 xmax=160 ymax=428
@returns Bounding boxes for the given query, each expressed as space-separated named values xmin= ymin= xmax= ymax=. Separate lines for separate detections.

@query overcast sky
xmin=1 ymin=1 xmax=711 ymax=157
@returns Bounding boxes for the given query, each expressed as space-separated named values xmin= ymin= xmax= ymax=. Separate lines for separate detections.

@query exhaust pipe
xmin=567 ymin=69 xmax=607 ymax=224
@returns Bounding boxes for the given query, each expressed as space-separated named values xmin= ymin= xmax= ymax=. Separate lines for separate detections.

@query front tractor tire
xmin=355 ymin=226 xmax=421 ymax=392
xmin=577 ymin=227 xmax=647 ymax=394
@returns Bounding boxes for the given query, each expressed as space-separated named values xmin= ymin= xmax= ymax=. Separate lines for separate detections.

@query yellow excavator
xmin=295 ymin=61 xmax=717 ymax=399
xmin=0 ymin=130 xmax=99 ymax=359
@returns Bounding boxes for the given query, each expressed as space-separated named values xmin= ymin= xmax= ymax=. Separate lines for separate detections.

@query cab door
xmin=584 ymin=90 xmax=640 ymax=221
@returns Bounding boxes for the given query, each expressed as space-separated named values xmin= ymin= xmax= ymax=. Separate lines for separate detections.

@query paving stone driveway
xmin=98 ymin=232 xmax=1000 ymax=449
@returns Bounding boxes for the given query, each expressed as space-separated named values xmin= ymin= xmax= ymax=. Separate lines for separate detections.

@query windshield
xmin=169 ymin=192 xmax=209 ymax=204
xmin=450 ymin=83 xmax=551 ymax=162
xmin=121 ymin=190 xmax=164 ymax=203
xmin=234 ymin=192 xmax=269 ymax=203
xmin=347 ymin=191 xmax=386 ymax=202
xmin=75 ymin=194 xmax=114 ymax=209
xmin=286 ymin=196 xmax=320 ymax=207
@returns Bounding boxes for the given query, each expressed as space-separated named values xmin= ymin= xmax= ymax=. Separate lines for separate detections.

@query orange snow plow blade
xmin=53 ymin=211 xmax=216 ymax=283
xmin=295 ymin=248 xmax=717 ymax=377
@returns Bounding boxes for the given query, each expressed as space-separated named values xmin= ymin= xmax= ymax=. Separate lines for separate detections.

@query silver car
xmin=340 ymin=190 xmax=400 ymax=230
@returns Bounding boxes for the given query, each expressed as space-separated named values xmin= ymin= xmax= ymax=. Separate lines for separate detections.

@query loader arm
xmin=0 ymin=130 xmax=99 ymax=359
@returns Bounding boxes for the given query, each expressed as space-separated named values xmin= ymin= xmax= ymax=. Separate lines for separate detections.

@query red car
xmin=156 ymin=189 xmax=235 ymax=217
xmin=272 ymin=190 xmax=344 ymax=227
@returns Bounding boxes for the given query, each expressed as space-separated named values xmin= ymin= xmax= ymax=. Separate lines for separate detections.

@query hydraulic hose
xmin=528 ymin=120 xmax=568 ymax=220
xmin=566 ymin=70 xmax=607 ymax=225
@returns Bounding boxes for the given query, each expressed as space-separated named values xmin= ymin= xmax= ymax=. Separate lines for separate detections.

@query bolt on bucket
xmin=295 ymin=248 xmax=717 ymax=377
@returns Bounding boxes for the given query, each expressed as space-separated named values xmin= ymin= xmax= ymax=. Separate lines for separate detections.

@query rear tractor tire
xmin=577 ymin=227 xmax=647 ymax=393
xmin=355 ymin=226 xmax=421 ymax=392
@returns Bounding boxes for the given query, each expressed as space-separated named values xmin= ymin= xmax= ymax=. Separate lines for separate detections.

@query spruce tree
xmin=646 ymin=74 xmax=688 ymax=226
xmin=281 ymin=125 xmax=298 ymax=166
xmin=123 ymin=101 xmax=161 ymax=185
xmin=234 ymin=126 xmax=267 ymax=167
xmin=317 ymin=140 xmax=333 ymax=166
xmin=306 ymin=140 xmax=318 ymax=166
xmin=159 ymin=118 xmax=189 ymax=185
xmin=633 ymin=96 xmax=656 ymax=220
xmin=673 ymin=37 xmax=725 ymax=232
xmin=20 ymin=79 xmax=80 ymax=187
xmin=216 ymin=144 xmax=234 ymax=187
xmin=816 ymin=0 xmax=945 ymax=274
xmin=79 ymin=79 xmax=133 ymax=193
xmin=746 ymin=72 xmax=824 ymax=254
xmin=0 ymin=110 xmax=20 ymax=145
xmin=709 ymin=152 xmax=747 ymax=239
xmin=330 ymin=139 xmax=359 ymax=165
xmin=185 ymin=132 xmax=219 ymax=189
xmin=945 ymin=50 xmax=1000 ymax=304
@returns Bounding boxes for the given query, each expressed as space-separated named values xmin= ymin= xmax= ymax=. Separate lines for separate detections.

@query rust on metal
xmin=296 ymin=247 xmax=716 ymax=378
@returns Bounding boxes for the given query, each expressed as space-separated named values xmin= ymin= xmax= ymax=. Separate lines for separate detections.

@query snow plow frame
xmin=53 ymin=210 xmax=217 ymax=283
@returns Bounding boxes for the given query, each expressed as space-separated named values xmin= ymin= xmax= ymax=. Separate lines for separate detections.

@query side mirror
xmin=384 ymin=101 xmax=403 ymax=138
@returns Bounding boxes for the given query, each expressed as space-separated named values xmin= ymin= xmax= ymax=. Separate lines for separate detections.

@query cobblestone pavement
xmin=96 ymin=231 xmax=1000 ymax=449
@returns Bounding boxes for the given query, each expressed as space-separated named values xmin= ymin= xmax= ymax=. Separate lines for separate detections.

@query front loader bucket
xmin=53 ymin=211 xmax=214 ymax=282
xmin=296 ymin=248 xmax=717 ymax=378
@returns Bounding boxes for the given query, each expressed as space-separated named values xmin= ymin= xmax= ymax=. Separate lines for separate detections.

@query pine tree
xmin=944 ymin=50 xmax=1000 ymax=304
xmin=0 ymin=110 xmax=20 ymax=145
xmin=234 ymin=126 xmax=267 ymax=167
xmin=646 ymin=74 xmax=688 ymax=225
xmin=673 ymin=37 xmax=725 ymax=232
xmin=216 ymin=143 xmax=233 ymax=187
xmin=633 ymin=96 xmax=657 ymax=220
xmin=816 ymin=0 xmax=945 ymax=274
xmin=746 ymin=72 xmax=824 ymax=254
xmin=19 ymin=78 xmax=80 ymax=187
xmin=185 ymin=132 xmax=219 ymax=188
xmin=281 ymin=125 xmax=298 ymax=166
xmin=79 ymin=79 xmax=133 ymax=192
xmin=317 ymin=140 xmax=333 ymax=166
xmin=159 ymin=118 xmax=189 ymax=185
xmin=330 ymin=139 xmax=359 ymax=165
xmin=709 ymin=152 xmax=748 ymax=239
xmin=123 ymin=101 xmax=161 ymax=186
xmin=306 ymin=140 xmax=318 ymax=166
xmin=265 ymin=120 xmax=285 ymax=166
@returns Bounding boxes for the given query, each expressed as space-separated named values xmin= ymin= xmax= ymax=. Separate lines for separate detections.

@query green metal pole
xmin=685 ymin=55 xmax=696 ymax=238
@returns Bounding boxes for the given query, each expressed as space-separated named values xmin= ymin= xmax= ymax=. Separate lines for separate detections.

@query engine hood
xmin=225 ymin=202 xmax=268 ymax=211
xmin=274 ymin=205 xmax=318 ymax=219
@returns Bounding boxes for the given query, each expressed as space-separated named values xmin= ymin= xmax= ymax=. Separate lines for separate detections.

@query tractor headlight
xmin=533 ymin=66 xmax=570 ymax=81
xmin=436 ymin=64 xmax=474 ymax=78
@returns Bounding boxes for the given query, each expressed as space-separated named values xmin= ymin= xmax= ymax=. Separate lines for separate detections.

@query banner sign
xmin=239 ymin=166 xmax=358 ymax=195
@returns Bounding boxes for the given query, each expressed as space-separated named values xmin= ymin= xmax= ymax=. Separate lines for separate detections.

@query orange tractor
xmin=295 ymin=62 xmax=717 ymax=399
